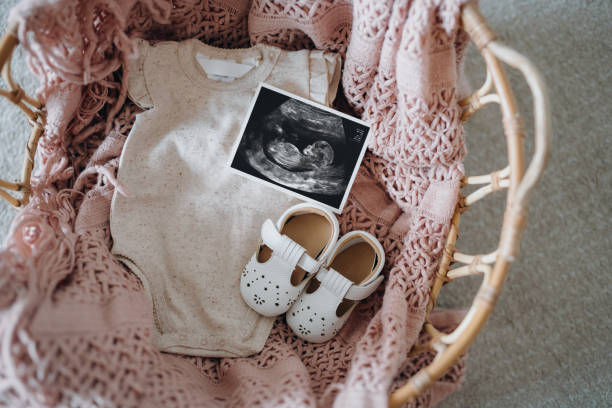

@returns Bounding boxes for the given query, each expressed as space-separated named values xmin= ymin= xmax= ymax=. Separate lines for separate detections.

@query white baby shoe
xmin=286 ymin=230 xmax=385 ymax=342
xmin=241 ymin=203 xmax=339 ymax=317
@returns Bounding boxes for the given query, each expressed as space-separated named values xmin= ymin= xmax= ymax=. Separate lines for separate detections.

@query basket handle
xmin=487 ymin=39 xmax=551 ymax=260
xmin=388 ymin=2 xmax=551 ymax=406
xmin=0 ymin=21 xmax=45 ymax=208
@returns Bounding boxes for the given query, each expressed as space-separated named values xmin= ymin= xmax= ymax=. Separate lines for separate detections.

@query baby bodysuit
xmin=110 ymin=39 xmax=341 ymax=357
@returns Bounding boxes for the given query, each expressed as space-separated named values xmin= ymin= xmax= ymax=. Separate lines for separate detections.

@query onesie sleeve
xmin=126 ymin=39 xmax=154 ymax=109
xmin=309 ymin=50 xmax=342 ymax=106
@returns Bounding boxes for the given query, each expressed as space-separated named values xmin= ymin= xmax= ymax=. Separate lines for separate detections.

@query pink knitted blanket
xmin=0 ymin=0 xmax=469 ymax=406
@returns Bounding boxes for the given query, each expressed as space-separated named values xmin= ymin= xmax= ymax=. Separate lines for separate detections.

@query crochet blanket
xmin=0 ymin=0 xmax=469 ymax=406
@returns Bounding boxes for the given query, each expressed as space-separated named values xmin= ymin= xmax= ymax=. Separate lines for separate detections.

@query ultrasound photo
xmin=229 ymin=84 xmax=370 ymax=213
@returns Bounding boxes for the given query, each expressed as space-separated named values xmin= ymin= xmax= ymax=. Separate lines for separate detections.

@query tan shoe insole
xmin=257 ymin=213 xmax=332 ymax=286
xmin=329 ymin=241 xmax=378 ymax=317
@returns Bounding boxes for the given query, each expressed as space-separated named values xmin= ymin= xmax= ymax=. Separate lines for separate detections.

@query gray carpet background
xmin=0 ymin=1 xmax=610 ymax=407
xmin=0 ymin=0 xmax=36 ymax=244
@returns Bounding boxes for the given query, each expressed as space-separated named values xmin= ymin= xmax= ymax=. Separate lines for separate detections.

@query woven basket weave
xmin=0 ymin=2 xmax=549 ymax=406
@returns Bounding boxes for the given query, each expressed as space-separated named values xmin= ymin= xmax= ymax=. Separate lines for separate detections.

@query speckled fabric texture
xmin=111 ymin=38 xmax=341 ymax=357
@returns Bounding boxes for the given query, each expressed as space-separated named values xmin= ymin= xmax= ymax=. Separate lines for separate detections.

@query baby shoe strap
xmin=316 ymin=267 xmax=353 ymax=300
xmin=296 ymin=251 xmax=319 ymax=274
xmin=345 ymin=275 xmax=384 ymax=301
xmin=318 ymin=267 xmax=384 ymax=301
xmin=261 ymin=219 xmax=319 ymax=274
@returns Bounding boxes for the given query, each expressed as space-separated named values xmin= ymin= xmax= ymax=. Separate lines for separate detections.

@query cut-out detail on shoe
xmin=287 ymin=230 xmax=385 ymax=342
xmin=240 ymin=203 xmax=340 ymax=317
xmin=257 ymin=212 xmax=333 ymax=287
xmin=329 ymin=239 xmax=379 ymax=317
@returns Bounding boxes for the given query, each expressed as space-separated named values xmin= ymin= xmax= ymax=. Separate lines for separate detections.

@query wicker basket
xmin=0 ymin=2 xmax=550 ymax=406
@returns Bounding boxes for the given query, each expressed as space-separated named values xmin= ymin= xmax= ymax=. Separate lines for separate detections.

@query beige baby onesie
xmin=110 ymin=39 xmax=341 ymax=357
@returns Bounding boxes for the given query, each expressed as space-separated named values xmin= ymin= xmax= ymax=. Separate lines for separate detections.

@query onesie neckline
xmin=177 ymin=39 xmax=281 ymax=92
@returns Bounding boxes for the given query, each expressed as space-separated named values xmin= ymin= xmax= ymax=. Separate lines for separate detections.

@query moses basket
xmin=0 ymin=1 xmax=550 ymax=406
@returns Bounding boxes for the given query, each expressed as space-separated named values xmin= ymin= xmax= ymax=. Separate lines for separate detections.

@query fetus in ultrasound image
xmin=230 ymin=85 xmax=370 ymax=211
